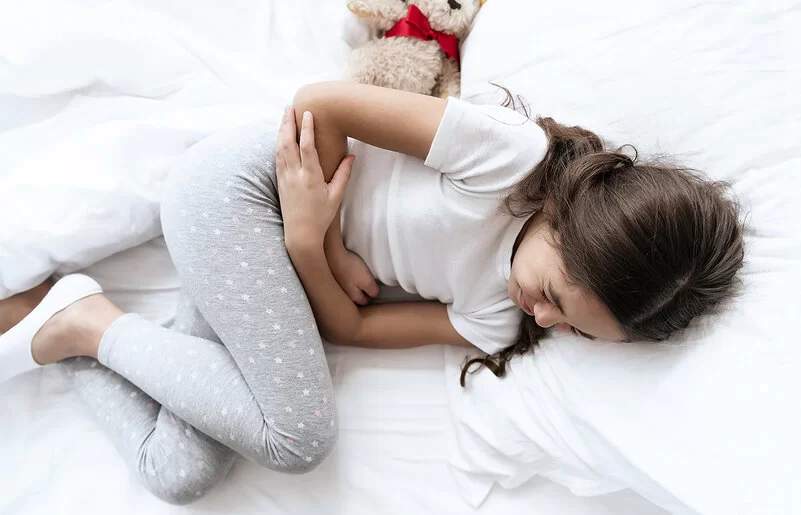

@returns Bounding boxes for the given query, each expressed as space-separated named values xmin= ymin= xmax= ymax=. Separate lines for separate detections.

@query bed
xmin=1 ymin=1 xmax=799 ymax=514
xmin=1 ymin=238 xmax=664 ymax=514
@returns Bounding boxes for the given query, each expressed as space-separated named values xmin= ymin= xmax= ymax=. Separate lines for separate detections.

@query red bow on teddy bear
xmin=384 ymin=5 xmax=461 ymax=67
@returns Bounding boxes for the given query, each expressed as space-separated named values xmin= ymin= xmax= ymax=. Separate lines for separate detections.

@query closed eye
xmin=541 ymin=287 xmax=596 ymax=340
xmin=540 ymin=287 xmax=562 ymax=313
xmin=539 ymin=288 xmax=551 ymax=306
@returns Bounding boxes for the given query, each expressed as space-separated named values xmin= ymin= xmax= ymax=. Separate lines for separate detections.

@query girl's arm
xmin=277 ymin=102 xmax=469 ymax=349
xmin=354 ymin=301 xmax=471 ymax=349
xmin=288 ymin=242 xmax=470 ymax=349
xmin=291 ymin=81 xmax=446 ymax=168
xmin=292 ymin=82 xmax=447 ymax=305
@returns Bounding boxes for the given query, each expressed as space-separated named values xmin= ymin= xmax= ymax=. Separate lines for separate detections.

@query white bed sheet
xmin=0 ymin=239 xmax=665 ymax=515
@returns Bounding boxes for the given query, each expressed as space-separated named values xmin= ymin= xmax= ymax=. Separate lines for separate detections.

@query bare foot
xmin=31 ymin=294 xmax=124 ymax=365
xmin=0 ymin=280 xmax=52 ymax=333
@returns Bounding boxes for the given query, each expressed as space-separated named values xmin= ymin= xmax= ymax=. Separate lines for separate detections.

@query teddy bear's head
xmin=347 ymin=0 xmax=482 ymax=38
xmin=412 ymin=0 xmax=482 ymax=40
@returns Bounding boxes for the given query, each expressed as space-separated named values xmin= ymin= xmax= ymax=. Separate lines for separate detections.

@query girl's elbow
xmin=322 ymin=319 xmax=363 ymax=347
xmin=292 ymin=82 xmax=338 ymax=114
xmin=324 ymin=329 xmax=360 ymax=347
xmin=292 ymin=83 xmax=320 ymax=110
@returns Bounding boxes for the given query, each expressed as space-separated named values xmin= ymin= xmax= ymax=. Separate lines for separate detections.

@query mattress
xmin=0 ymin=238 xmax=665 ymax=514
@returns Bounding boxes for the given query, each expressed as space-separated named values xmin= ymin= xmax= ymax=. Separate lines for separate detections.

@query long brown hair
xmin=460 ymin=89 xmax=744 ymax=386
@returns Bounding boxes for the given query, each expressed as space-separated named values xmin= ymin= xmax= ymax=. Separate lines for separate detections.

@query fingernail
xmin=303 ymin=111 xmax=311 ymax=121
xmin=284 ymin=106 xmax=289 ymax=115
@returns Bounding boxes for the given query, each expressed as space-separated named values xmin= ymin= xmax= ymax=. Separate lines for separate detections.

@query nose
xmin=531 ymin=301 xmax=560 ymax=328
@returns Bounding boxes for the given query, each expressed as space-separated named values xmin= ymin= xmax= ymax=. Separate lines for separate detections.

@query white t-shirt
xmin=340 ymin=97 xmax=548 ymax=354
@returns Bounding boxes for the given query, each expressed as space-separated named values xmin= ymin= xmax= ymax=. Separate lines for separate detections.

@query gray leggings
xmin=59 ymin=123 xmax=337 ymax=504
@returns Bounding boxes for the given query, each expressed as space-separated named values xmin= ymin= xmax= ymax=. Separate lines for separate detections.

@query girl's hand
xmin=328 ymin=246 xmax=381 ymax=305
xmin=276 ymin=107 xmax=355 ymax=253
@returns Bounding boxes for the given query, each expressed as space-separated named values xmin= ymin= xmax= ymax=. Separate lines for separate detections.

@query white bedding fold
xmin=0 ymin=0 xmax=352 ymax=298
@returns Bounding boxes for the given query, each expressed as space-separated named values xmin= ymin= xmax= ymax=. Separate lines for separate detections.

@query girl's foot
xmin=0 ymin=274 xmax=121 ymax=383
xmin=31 ymin=292 xmax=123 ymax=365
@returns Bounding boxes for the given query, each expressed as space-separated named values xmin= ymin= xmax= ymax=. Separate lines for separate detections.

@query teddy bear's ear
xmin=347 ymin=0 xmax=374 ymax=18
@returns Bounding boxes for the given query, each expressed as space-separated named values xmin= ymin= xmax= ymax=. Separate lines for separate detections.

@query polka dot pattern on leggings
xmin=153 ymin=127 xmax=337 ymax=470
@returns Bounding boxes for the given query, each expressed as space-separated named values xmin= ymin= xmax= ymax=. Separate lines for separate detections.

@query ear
xmin=347 ymin=0 xmax=374 ymax=17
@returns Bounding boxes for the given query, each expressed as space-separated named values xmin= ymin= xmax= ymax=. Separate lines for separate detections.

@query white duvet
xmin=1 ymin=0 xmax=800 ymax=514
xmin=0 ymin=0 xmax=349 ymax=297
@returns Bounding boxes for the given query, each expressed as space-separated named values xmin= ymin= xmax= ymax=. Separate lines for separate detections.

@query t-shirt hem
xmin=447 ymin=305 xmax=504 ymax=355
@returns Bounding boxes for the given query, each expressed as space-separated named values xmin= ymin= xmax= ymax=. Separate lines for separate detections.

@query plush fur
xmin=345 ymin=0 xmax=482 ymax=98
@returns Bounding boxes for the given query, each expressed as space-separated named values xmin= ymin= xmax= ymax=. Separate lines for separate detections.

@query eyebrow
xmin=548 ymin=282 xmax=598 ymax=340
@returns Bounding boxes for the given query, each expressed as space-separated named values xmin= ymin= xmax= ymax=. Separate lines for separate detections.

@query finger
xmin=345 ymin=283 xmax=369 ymax=305
xmin=278 ymin=107 xmax=301 ymax=171
xmin=275 ymin=109 xmax=288 ymax=178
xmin=354 ymin=291 xmax=370 ymax=305
xmin=299 ymin=111 xmax=319 ymax=171
xmin=362 ymin=279 xmax=380 ymax=298
xmin=328 ymin=155 xmax=355 ymax=204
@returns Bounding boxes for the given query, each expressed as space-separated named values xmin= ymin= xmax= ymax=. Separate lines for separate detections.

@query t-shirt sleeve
xmin=447 ymin=303 xmax=523 ymax=355
xmin=424 ymin=97 xmax=548 ymax=194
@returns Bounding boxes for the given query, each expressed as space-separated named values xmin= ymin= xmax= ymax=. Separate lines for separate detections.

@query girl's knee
xmin=290 ymin=428 xmax=337 ymax=474
xmin=254 ymin=422 xmax=337 ymax=474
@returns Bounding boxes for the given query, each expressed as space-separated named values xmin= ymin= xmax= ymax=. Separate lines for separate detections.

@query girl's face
xmin=508 ymin=216 xmax=626 ymax=342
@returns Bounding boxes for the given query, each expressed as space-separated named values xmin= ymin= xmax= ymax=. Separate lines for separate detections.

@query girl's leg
xmin=96 ymin=123 xmax=336 ymax=470
xmin=59 ymin=294 xmax=235 ymax=505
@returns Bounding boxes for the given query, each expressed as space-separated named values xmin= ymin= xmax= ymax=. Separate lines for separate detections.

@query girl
xmin=0 ymin=82 xmax=743 ymax=503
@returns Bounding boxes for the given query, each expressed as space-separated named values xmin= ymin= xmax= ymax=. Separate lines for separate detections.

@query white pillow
xmin=446 ymin=1 xmax=801 ymax=513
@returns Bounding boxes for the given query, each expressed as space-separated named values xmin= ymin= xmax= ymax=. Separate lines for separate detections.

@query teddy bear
xmin=344 ymin=0 xmax=483 ymax=98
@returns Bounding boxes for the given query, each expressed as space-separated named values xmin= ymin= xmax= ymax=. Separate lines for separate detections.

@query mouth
xmin=518 ymin=292 xmax=534 ymax=316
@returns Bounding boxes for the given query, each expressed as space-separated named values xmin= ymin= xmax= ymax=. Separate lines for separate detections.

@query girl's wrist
xmin=323 ymin=233 xmax=347 ymax=258
xmin=285 ymin=233 xmax=325 ymax=260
